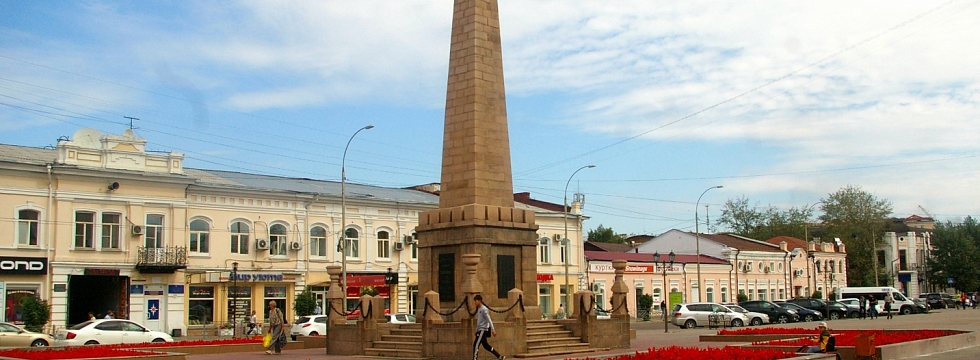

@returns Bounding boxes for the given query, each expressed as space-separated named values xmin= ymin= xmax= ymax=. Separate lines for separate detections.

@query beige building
xmin=0 ymin=128 xmax=587 ymax=335
xmin=766 ymin=236 xmax=847 ymax=299
xmin=881 ymin=215 xmax=935 ymax=298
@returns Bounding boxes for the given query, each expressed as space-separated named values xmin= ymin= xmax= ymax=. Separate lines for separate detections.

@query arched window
xmin=777 ymin=262 xmax=784 ymax=272
xmin=230 ymin=221 xmax=250 ymax=254
xmin=839 ymin=260 xmax=844 ymax=273
xmin=343 ymin=228 xmax=359 ymax=258
xmin=758 ymin=262 xmax=764 ymax=272
xmin=815 ymin=260 xmax=822 ymax=273
xmin=17 ymin=209 xmax=40 ymax=246
xmin=189 ymin=219 xmax=210 ymax=254
xmin=828 ymin=260 xmax=835 ymax=273
xmin=377 ymin=230 xmax=390 ymax=259
xmin=706 ymin=287 xmax=714 ymax=302
xmin=270 ymin=224 xmax=287 ymax=256
xmin=310 ymin=226 xmax=327 ymax=257
xmin=721 ymin=287 xmax=729 ymax=302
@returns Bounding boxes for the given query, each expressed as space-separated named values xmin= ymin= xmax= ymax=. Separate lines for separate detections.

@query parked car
xmin=839 ymin=287 xmax=916 ymax=315
xmin=594 ymin=308 xmax=611 ymax=320
xmin=0 ymin=322 xmax=53 ymax=347
xmin=739 ymin=300 xmax=799 ymax=324
xmin=54 ymin=319 xmax=173 ymax=346
xmin=831 ymin=300 xmax=861 ymax=318
xmin=721 ymin=303 xmax=769 ymax=326
xmin=385 ymin=313 xmax=418 ymax=324
xmin=912 ymin=298 xmax=930 ymax=313
xmin=775 ymin=302 xmax=822 ymax=322
xmin=784 ymin=298 xmax=848 ymax=320
xmin=923 ymin=293 xmax=955 ymax=309
xmin=671 ymin=303 xmax=748 ymax=329
xmin=290 ymin=315 xmax=327 ymax=340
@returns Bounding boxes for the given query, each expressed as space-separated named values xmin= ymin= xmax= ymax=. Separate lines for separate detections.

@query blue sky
xmin=2 ymin=0 xmax=979 ymax=236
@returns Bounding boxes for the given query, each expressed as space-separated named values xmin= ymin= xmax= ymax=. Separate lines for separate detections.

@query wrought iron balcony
xmin=135 ymin=246 xmax=188 ymax=273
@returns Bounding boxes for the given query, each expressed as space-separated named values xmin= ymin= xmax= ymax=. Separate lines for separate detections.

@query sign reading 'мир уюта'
xmin=230 ymin=273 xmax=284 ymax=282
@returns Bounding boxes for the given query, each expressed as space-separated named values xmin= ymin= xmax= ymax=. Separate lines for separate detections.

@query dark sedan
xmin=739 ymin=300 xmax=800 ymax=324
xmin=776 ymin=302 xmax=823 ymax=322
xmin=784 ymin=298 xmax=848 ymax=320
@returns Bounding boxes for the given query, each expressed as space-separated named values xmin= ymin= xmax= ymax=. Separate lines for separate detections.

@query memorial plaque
xmin=438 ymin=253 xmax=455 ymax=302
xmin=497 ymin=255 xmax=515 ymax=299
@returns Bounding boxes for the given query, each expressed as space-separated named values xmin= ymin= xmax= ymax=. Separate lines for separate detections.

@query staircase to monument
xmin=363 ymin=323 xmax=426 ymax=359
xmin=514 ymin=320 xmax=604 ymax=358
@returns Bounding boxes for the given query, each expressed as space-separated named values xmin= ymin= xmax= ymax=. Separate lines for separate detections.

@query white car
xmin=55 ymin=319 xmax=173 ymax=346
xmin=721 ymin=303 xmax=770 ymax=326
xmin=385 ymin=313 xmax=417 ymax=324
xmin=595 ymin=308 xmax=611 ymax=320
xmin=290 ymin=315 xmax=327 ymax=340
xmin=671 ymin=303 xmax=749 ymax=329
xmin=0 ymin=322 xmax=54 ymax=347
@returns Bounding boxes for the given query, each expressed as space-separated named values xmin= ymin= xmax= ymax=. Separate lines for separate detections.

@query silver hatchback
xmin=671 ymin=302 xmax=749 ymax=329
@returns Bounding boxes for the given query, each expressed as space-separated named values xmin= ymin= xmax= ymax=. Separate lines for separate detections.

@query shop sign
xmin=346 ymin=285 xmax=390 ymax=298
xmin=345 ymin=274 xmax=387 ymax=287
xmin=130 ymin=285 xmax=144 ymax=294
xmin=230 ymin=273 xmax=284 ymax=282
xmin=53 ymin=284 xmax=67 ymax=293
xmin=264 ymin=286 xmax=287 ymax=298
xmin=168 ymin=285 xmax=185 ymax=294
xmin=189 ymin=286 xmax=214 ymax=298
xmin=228 ymin=286 xmax=251 ymax=298
xmin=536 ymin=274 xmax=554 ymax=283
xmin=0 ymin=256 xmax=47 ymax=275
xmin=84 ymin=268 xmax=120 ymax=276
xmin=589 ymin=262 xmax=681 ymax=274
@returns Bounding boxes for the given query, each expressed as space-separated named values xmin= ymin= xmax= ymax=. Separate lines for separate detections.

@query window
xmin=778 ymin=262 xmax=784 ymax=272
xmin=17 ymin=209 xmax=40 ymax=246
xmin=828 ymin=260 xmax=835 ymax=273
xmin=230 ymin=222 xmax=249 ymax=255
xmin=721 ymin=287 xmax=728 ymax=303
xmin=189 ymin=219 xmax=210 ymax=254
xmin=748 ymin=289 xmax=754 ymax=300
xmin=538 ymin=238 xmax=551 ymax=263
xmin=539 ymin=286 xmax=552 ymax=317
xmin=706 ymin=287 xmax=714 ymax=302
xmin=779 ymin=289 xmax=785 ymax=300
xmin=769 ymin=262 xmax=775 ymax=272
xmin=310 ymin=226 xmax=327 ymax=257
xmin=758 ymin=262 xmax=764 ymax=272
xmin=377 ymin=231 xmax=390 ymax=259
xmin=145 ymin=214 xmax=164 ymax=248
xmin=343 ymin=228 xmax=359 ymax=258
xmin=411 ymin=243 xmax=418 ymax=260
xmin=758 ymin=289 xmax=766 ymax=301
xmin=101 ymin=213 xmax=121 ymax=249
xmin=269 ymin=224 xmax=287 ymax=256
xmin=839 ymin=260 xmax=844 ymax=273
xmin=815 ymin=260 xmax=821 ymax=272
xmin=188 ymin=286 xmax=214 ymax=325
xmin=770 ymin=289 xmax=776 ymax=301
xmin=559 ymin=240 xmax=567 ymax=264
xmin=4 ymin=287 xmax=38 ymax=324
xmin=74 ymin=211 xmax=95 ymax=248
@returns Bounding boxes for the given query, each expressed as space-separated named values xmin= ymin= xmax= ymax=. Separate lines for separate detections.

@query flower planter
xmin=742 ymin=329 xmax=976 ymax=360
xmin=574 ymin=345 xmax=832 ymax=360
xmin=218 ymin=329 xmax=233 ymax=336
xmin=0 ymin=348 xmax=185 ymax=360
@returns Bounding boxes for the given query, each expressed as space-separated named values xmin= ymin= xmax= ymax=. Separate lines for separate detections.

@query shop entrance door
xmin=143 ymin=285 xmax=165 ymax=332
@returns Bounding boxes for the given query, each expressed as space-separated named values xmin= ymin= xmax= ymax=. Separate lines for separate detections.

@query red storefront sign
xmin=346 ymin=285 xmax=390 ymax=298
xmin=344 ymin=274 xmax=390 ymax=298
xmin=536 ymin=274 xmax=554 ymax=283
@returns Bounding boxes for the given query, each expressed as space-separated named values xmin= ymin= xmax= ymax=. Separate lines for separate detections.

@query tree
xmin=718 ymin=196 xmax=813 ymax=240
xmin=21 ymin=296 xmax=50 ymax=333
xmin=637 ymin=294 xmax=654 ymax=321
xmin=928 ymin=218 xmax=980 ymax=293
xmin=718 ymin=196 xmax=764 ymax=236
xmin=587 ymin=224 xmax=626 ymax=244
xmin=811 ymin=290 xmax=823 ymax=300
xmin=294 ymin=288 xmax=316 ymax=317
xmin=819 ymin=185 xmax=893 ymax=287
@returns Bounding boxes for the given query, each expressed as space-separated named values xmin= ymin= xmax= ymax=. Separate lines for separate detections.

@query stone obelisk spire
xmin=417 ymin=0 xmax=539 ymax=317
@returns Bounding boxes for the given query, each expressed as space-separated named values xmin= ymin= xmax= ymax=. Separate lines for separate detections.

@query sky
xmin=1 ymin=0 xmax=979 ymax=237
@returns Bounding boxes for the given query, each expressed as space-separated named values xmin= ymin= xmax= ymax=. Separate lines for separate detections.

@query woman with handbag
xmin=265 ymin=301 xmax=286 ymax=355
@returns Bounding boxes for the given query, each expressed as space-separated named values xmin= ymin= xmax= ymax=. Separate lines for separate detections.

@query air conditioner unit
xmin=256 ymin=239 xmax=270 ymax=250
xmin=131 ymin=225 xmax=144 ymax=236
xmin=393 ymin=242 xmax=405 ymax=251
xmin=742 ymin=264 xmax=751 ymax=273
xmin=403 ymin=235 xmax=413 ymax=243
xmin=794 ymin=269 xmax=804 ymax=277
xmin=764 ymin=266 xmax=771 ymax=273
xmin=289 ymin=241 xmax=302 ymax=251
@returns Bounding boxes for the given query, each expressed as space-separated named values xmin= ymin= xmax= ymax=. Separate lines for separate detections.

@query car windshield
xmin=782 ymin=303 xmax=803 ymax=310
xmin=69 ymin=321 xmax=94 ymax=330
xmin=728 ymin=305 xmax=747 ymax=313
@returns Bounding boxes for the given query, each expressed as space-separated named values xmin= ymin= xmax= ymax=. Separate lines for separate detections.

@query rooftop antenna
xmin=124 ymin=116 xmax=140 ymax=130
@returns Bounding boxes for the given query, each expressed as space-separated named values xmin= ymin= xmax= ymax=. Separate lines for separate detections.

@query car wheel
xmin=309 ymin=331 xmax=318 ymax=336
xmin=750 ymin=318 xmax=763 ymax=326
xmin=901 ymin=307 xmax=912 ymax=315
xmin=829 ymin=311 xmax=841 ymax=320
xmin=152 ymin=338 xmax=166 ymax=343
xmin=30 ymin=339 xmax=48 ymax=347
xmin=731 ymin=319 xmax=743 ymax=327
xmin=803 ymin=314 xmax=814 ymax=322
xmin=777 ymin=315 xmax=788 ymax=324
xmin=84 ymin=340 xmax=99 ymax=345
xmin=850 ymin=312 xmax=859 ymax=319
xmin=684 ymin=320 xmax=697 ymax=329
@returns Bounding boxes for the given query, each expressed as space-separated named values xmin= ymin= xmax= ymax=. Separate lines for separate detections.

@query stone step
xmin=391 ymin=328 xmax=423 ymax=336
xmin=382 ymin=334 xmax=422 ymax=342
xmin=526 ymin=330 xmax=573 ymax=340
xmin=526 ymin=324 xmax=566 ymax=332
xmin=527 ymin=342 xmax=591 ymax=354
xmin=514 ymin=345 xmax=607 ymax=358
xmin=527 ymin=337 xmax=588 ymax=347
xmin=363 ymin=347 xmax=425 ymax=358
xmin=372 ymin=340 xmax=423 ymax=351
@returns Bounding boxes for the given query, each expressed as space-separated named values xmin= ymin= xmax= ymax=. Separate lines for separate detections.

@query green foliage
xmin=811 ymin=290 xmax=823 ymax=299
xmin=587 ymin=224 xmax=627 ymax=244
xmin=736 ymin=293 xmax=748 ymax=303
xmin=360 ymin=285 xmax=380 ymax=297
xmin=819 ymin=185 xmax=893 ymax=287
xmin=638 ymin=294 xmax=654 ymax=321
xmin=927 ymin=217 xmax=980 ymax=293
xmin=293 ymin=288 xmax=316 ymax=317
xmin=20 ymin=296 xmax=50 ymax=333
xmin=717 ymin=196 xmax=814 ymax=241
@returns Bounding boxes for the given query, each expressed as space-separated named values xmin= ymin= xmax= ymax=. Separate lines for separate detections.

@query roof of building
xmin=0 ymin=144 xmax=56 ymax=166
xmin=623 ymin=234 xmax=654 ymax=245
xmin=188 ymin=169 xmax=439 ymax=204
xmin=584 ymin=241 xmax=634 ymax=253
xmin=699 ymin=233 xmax=785 ymax=253
xmin=585 ymin=251 xmax=729 ymax=265
xmin=765 ymin=236 xmax=808 ymax=251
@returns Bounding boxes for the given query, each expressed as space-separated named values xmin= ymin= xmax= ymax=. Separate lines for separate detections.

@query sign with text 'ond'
xmin=0 ymin=256 xmax=48 ymax=275
xmin=589 ymin=262 xmax=682 ymax=274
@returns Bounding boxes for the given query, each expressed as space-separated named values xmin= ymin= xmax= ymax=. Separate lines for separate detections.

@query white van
xmin=838 ymin=287 xmax=916 ymax=315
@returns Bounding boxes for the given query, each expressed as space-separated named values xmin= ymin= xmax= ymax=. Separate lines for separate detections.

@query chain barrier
xmin=580 ymin=295 xmax=595 ymax=315
xmin=423 ymin=297 xmax=469 ymax=318
xmin=361 ymin=301 xmax=373 ymax=319
xmin=326 ymin=301 xmax=363 ymax=318
xmin=422 ymin=295 xmax=525 ymax=319
xmin=485 ymin=295 xmax=524 ymax=314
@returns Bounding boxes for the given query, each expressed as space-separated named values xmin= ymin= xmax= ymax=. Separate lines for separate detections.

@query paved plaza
xmin=187 ymin=307 xmax=980 ymax=360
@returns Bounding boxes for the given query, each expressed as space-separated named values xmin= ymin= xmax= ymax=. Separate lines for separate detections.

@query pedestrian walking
xmin=472 ymin=295 xmax=505 ymax=360
xmin=858 ymin=296 xmax=867 ymax=319
xmin=660 ymin=300 xmax=667 ymax=320
xmin=265 ymin=301 xmax=285 ymax=355
xmin=247 ymin=310 xmax=259 ymax=335
xmin=884 ymin=293 xmax=894 ymax=319
xmin=972 ymin=293 xmax=978 ymax=309
xmin=869 ymin=297 xmax=878 ymax=319
xmin=961 ymin=293 xmax=968 ymax=310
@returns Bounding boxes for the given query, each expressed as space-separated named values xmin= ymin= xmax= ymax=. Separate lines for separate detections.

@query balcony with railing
xmin=135 ymin=246 xmax=188 ymax=273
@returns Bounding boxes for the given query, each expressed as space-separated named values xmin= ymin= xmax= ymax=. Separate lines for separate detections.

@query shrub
xmin=737 ymin=293 xmax=749 ymax=303
xmin=294 ymin=288 xmax=316 ymax=317
xmin=811 ymin=290 xmax=823 ymax=299
xmin=20 ymin=296 xmax=50 ymax=333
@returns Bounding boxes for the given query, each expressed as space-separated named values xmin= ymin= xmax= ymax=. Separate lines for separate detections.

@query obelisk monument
xmin=416 ymin=0 xmax=540 ymax=317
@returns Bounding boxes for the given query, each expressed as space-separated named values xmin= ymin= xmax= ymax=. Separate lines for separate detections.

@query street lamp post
xmin=340 ymin=125 xmax=374 ymax=305
xmin=653 ymin=251 xmax=675 ymax=333
xmin=563 ymin=165 xmax=595 ymax=314
xmin=694 ymin=185 xmax=722 ymax=302
xmin=231 ymin=261 xmax=238 ymax=338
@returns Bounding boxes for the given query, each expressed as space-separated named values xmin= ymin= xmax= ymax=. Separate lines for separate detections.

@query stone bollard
xmin=325 ymin=266 xmax=346 ymax=325
xmin=460 ymin=254 xmax=483 ymax=321
xmin=611 ymin=260 xmax=629 ymax=317
xmin=573 ymin=290 xmax=595 ymax=320
xmin=422 ymin=291 xmax=444 ymax=324
xmin=507 ymin=289 xmax=525 ymax=322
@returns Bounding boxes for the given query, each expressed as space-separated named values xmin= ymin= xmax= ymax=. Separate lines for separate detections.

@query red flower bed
xmin=752 ymin=329 xmax=963 ymax=347
xmin=718 ymin=327 xmax=819 ymax=335
xmin=0 ymin=347 xmax=151 ymax=360
xmin=577 ymin=346 xmax=797 ymax=360
xmin=123 ymin=336 xmax=262 ymax=348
